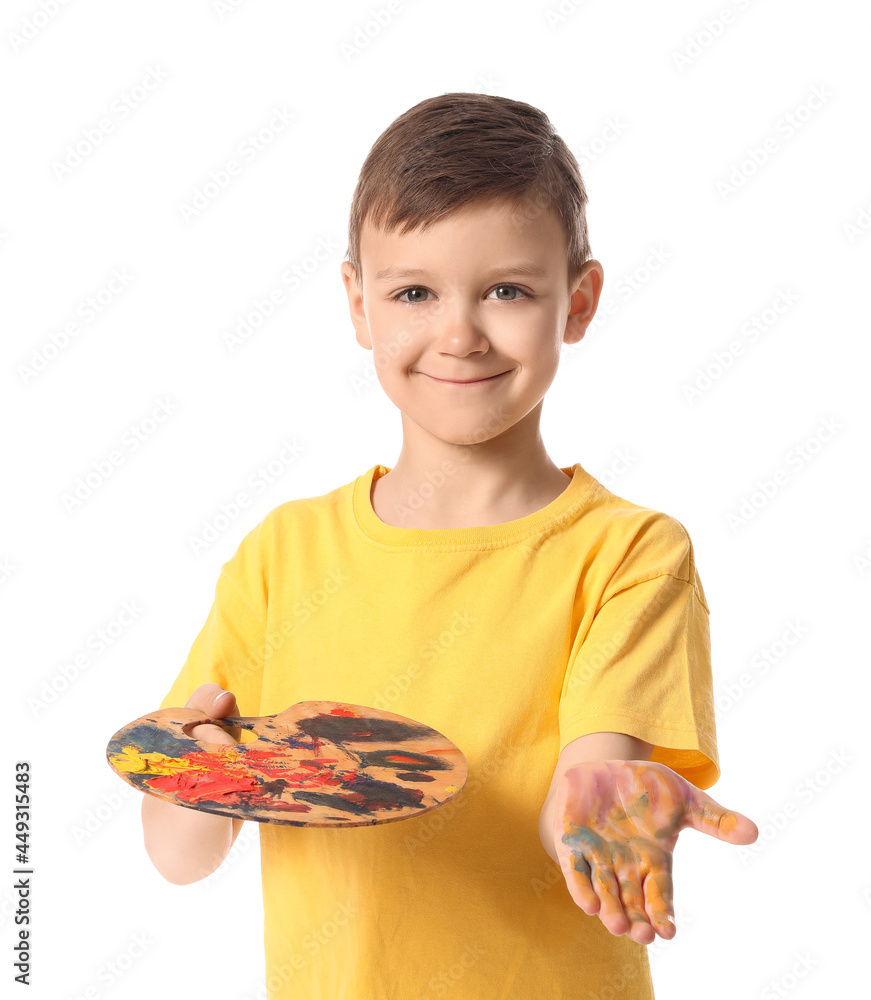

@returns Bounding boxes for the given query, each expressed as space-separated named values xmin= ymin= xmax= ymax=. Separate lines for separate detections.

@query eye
xmin=391 ymin=283 xmax=532 ymax=305
xmin=392 ymin=286 xmax=432 ymax=304
xmin=486 ymin=284 xmax=530 ymax=302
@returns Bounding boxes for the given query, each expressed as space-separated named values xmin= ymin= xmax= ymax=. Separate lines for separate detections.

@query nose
xmin=429 ymin=298 xmax=491 ymax=356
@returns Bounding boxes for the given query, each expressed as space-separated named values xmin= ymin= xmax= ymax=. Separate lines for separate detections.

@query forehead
xmin=359 ymin=197 xmax=567 ymax=272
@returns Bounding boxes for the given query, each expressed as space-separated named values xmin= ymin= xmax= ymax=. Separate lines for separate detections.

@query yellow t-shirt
xmin=159 ymin=462 xmax=718 ymax=1000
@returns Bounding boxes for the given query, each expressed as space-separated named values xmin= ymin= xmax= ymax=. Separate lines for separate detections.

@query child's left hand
xmin=552 ymin=760 xmax=758 ymax=944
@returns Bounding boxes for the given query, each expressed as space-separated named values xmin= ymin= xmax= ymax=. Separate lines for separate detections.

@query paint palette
xmin=106 ymin=701 xmax=468 ymax=827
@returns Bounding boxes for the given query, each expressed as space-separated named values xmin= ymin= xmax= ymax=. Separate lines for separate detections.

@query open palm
xmin=552 ymin=760 xmax=758 ymax=944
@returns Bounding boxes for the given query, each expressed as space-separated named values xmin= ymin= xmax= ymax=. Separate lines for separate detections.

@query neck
xmin=372 ymin=427 xmax=571 ymax=529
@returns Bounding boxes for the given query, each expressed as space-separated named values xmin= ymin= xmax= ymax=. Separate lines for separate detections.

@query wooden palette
xmin=106 ymin=701 xmax=468 ymax=827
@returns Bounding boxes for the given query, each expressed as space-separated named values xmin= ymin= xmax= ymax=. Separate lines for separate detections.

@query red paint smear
xmin=330 ymin=707 xmax=358 ymax=717
xmin=383 ymin=753 xmax=424 ymax=764
xmin=141 ymin=743 xmax=361 ymax=809
xmin=147 ymin=769 xmax=258 ymax=802
xmin=239 ymin=748 xmax=308 ymax=779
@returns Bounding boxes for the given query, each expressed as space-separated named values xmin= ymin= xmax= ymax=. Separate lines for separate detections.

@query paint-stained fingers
xmin=590 ymin=864 xmax=630 ymax=936
xmin=642 ymin=867 xmax=676 ymax=938
xmin=616 ymin=871 xmax=656 ymax=944
xmin=561 ymin=852 xmax=600 ymax=915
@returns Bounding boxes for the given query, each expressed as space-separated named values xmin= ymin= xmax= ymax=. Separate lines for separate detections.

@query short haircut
xmin=345 ymin=92 xmax=592 ymax=292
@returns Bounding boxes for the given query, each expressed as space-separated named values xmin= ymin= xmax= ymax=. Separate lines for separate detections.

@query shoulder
xmin=260 ymin=474 xmax=351 ymax=539
xmin=226 ymin=474 xmax=354 ymax=569
xmin=576 ymin=479 xmax=707 ymax=610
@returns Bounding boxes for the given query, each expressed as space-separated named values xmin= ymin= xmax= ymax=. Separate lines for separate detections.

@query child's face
xmin=341 ymin=197 xmax=603 ymax=450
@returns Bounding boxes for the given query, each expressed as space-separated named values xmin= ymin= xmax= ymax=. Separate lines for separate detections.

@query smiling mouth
xmin=421 ymin=371 xmax=509 ymax=384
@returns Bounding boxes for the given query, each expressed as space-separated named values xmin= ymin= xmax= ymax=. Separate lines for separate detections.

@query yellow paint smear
xmin=109 ymin=744 xmax=207 ymax=776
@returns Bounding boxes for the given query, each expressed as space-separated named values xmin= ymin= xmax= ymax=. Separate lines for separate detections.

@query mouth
xmin=419 ymin=371 xmax=510 ymax=385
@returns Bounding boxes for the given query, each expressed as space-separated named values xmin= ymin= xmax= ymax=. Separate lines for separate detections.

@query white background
xmin=3 ymin=1 xmax=870 ymax=997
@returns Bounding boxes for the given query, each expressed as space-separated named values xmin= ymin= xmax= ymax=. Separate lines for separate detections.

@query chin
xmin=433 ymin=425 xmax=510 ymax=447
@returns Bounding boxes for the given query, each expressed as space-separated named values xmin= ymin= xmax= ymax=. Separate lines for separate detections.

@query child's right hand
xmin=184 ymin=683 xmax=241 ymax=745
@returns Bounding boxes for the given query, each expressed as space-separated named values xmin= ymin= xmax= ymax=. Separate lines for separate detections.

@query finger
xmin=615 ymin=868 xmax=655 ymax=944
xmin=642 ymin=866 xmax=675 ymax=939
xmin=589 ymin=864 xmax=630 ymax=937
xmin=558 ymin=850 xmax=601 ymax=915
xmin=190 ymin=722 xmax=239 ymax=747
xmin=206 ymin=692 xmax=242 ymax=741
xmin=185 ymin=682 xmax=224 ymax=711
xmin=185 ymin=685 xmax=241 ymax=741
xmin=209 ymin=690 xmax=240 ymax=719
xmin=685 ymin=791 xmax=760 ymax=844
xmin=185 ymin=683 xmax=239 ymax=717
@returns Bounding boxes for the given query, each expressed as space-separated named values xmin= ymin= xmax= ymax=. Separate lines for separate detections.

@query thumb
xmin=208 ymin=688 xmax=240 ymax=720
xmin=184 ymin=682 xmax=239 ymax=717
xmin=684 ymin=789 xmax=760 ymax=845
xmin=192 ymin=685 xmax=241 ymax=743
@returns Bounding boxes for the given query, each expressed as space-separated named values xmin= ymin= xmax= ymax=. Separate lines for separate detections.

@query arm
xmin=142 ymin=799 xmax=245 ymax=886
xmin=538 ymin=731 xmax=653 ymax=863
xmin=141 ymin=684 xmax=246 ymax=885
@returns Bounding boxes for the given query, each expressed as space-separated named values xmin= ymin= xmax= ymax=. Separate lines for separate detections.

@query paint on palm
xmin=106 ymin=701 xmax=467 ymax=827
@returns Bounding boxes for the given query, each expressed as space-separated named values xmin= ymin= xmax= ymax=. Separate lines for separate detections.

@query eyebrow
xmin=373 ymin=262 xmax=548 ymax=283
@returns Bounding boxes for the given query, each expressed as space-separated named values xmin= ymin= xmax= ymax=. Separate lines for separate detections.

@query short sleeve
xmin=559 ymin=521 xmax=720 ymax=790
xmin=157 ymin=517 xmax=269 ymax=718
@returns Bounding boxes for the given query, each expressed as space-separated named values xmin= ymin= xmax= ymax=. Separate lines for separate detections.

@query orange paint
xmin=720 ymin=812 xmax=737 ymax=836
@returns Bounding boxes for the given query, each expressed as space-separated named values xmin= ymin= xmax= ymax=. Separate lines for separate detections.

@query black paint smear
xmin=220 ymin=718 xmax=279 ymax=741
xmin=357 ymin=749 xmax=450 ymax=772
xmin=342 ymin=772 xmax=426 ymax=808
xmin=297 ymin=714 xmax=439 ymax=745
xmin=107 ymin=722 xmax=193 ymax=759
xmin=292 ymin=791 xmax=375 ymax=816
xmin=395 ymin=772 xmax=435 ymax=782
xmin=293 ymin=773 xmax=427 ymax=815
xmin=209 ymin=798 xmax=264 ymax=817
xmin=258 ymin=779 xmax=289 ymax=796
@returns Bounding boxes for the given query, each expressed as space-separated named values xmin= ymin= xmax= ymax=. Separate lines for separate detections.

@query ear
xmin=340 ymin=261 xmax=372 ymax=351
xmin=564 ymin=260 xmax=604 ymax=346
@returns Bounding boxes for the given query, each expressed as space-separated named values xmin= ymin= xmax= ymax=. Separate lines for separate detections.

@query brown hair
xmin=345 ymin=92 xmax=592 ymax=291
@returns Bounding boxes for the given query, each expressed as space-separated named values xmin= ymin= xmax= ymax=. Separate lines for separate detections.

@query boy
xmin=142 ymin=92 xmax=758 ymax=998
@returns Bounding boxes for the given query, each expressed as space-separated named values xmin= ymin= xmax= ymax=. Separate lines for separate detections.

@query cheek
xmin=369 ymin=331 xmax=416 ymax=376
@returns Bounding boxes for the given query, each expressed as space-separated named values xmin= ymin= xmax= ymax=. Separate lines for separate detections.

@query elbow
xmin=140 ymin=795 xmax=233 ymax=886
xmin=142 ymin=834 xmax=221 ymax=886
xmin=145 ymin=849 xmax=216 ymax=886
xmin=143 ymin=841 xmax=193 ymax=886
